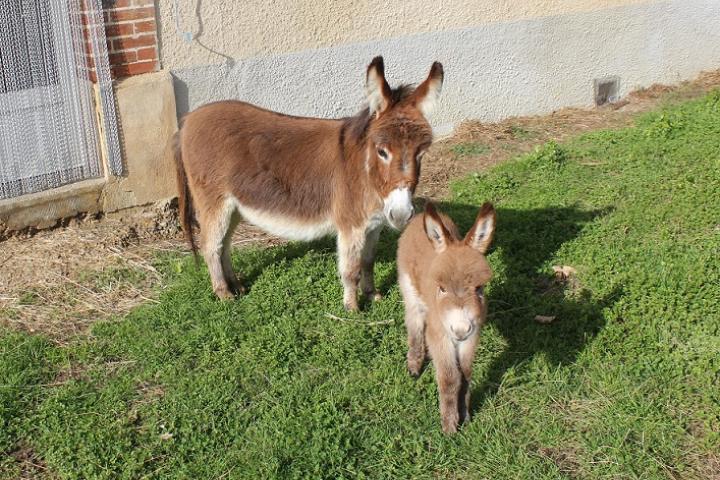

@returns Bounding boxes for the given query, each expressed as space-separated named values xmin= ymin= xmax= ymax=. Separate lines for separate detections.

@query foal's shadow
xmin=394 ymin=201 xmax=619 ymax=412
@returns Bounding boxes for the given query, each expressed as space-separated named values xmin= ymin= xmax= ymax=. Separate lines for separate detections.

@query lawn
xmin=2 ymin=91 xmax=719 ymax=479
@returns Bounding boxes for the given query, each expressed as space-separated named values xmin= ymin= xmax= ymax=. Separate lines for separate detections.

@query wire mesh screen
xmin=0 ymin=0 xmax=120 ymax=200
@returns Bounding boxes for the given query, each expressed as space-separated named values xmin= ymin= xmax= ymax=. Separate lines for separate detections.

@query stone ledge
xmin=0 ymin=178 xmax=106 ymax=234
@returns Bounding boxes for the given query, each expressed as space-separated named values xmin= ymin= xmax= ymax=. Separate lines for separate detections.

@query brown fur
xmin=174 ymin=56 xmax=443 ymax=306
xmin=397 ymin=202 xmax=496 ymax=433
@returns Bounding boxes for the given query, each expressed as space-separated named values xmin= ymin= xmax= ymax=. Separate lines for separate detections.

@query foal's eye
xmin=475 ymin=286 xmax=485 ymax=298
xmin=438 ymin=286 xmax=447 ymax=295
xmin=377 ymin=147 xmax=389 ymax=161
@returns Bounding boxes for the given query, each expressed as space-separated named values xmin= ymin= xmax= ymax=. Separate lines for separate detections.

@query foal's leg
xmin=457 ymin=335 xmax=479 ymax=425
xmin=221 ymin=209 xmax=245 ymax=295
xmin=359 ymin=226 xmax=382 ymax=302
xmin=337 ymin=228 xmax=364 ymax=311
xmin=399 ymin=273 xmax=426 ymax=377
xmin=199 ymin=201 xmax=235 ymax=300
xmin=428 ymin=336 xmax=462 ymax=434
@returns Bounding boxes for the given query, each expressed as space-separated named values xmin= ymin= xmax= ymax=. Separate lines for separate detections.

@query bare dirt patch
xmin=2 ymin=443 xmax=55 ymax=479
xmin=537 ymin=445 xmax=585 ymax=479
xmin=2 ymin=70 xmax=719 ymax=341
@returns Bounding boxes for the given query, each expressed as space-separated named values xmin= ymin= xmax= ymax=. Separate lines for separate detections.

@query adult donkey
xmin=173 ymin=56 xmax=443 ymax=310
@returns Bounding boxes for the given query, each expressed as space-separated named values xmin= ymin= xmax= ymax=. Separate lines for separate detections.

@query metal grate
xmin=0 ymin=0 xmax=121 ymax=200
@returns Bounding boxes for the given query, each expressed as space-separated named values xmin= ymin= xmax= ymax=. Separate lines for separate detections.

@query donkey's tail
xmin=172 ymin=132 xmax=198 ymax=258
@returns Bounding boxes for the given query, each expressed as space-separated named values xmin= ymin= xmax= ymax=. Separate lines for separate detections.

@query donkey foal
xmin=173 ymin=56 xmax=443 ymax=310
xmin=397 ymin=202 xmax=496 ymax=433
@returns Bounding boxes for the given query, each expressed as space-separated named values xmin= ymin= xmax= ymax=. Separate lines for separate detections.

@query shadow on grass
xmin=235 ymin=238 xmax=336 ymax=289
xmin=429 ymin=201 xmax=619 ymax=414
xmin=230 ymin=200 xmax=618 ymax=414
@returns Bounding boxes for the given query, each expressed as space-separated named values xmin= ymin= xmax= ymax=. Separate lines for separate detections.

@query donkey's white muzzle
xmin=383 ymin=187 xmax=414 ymax=230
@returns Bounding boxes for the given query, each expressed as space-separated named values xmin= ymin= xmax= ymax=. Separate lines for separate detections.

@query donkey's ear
xmin=411 ymin=61 xmax=444 ymax=117
xmin=366 ymin=56 xmax=392 ymax=117
xmin=465 ymin=202 xmax=496 ymax=254
xmin=424 ymin=202 xmax=451 ymax=253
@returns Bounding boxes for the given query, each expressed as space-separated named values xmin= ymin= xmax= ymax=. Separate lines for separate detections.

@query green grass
xmin=451 ymin=142 xmax=491 ymax=157
xmin=2 ymin=92 xmax=720 ymax=479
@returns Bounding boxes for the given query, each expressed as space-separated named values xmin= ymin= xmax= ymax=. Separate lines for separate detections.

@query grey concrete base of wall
xmin=172 ymin=0 xmax=720 ymax=131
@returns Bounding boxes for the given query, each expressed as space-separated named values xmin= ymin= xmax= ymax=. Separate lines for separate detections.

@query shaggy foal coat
xmin=397 ymin=202 xmax=496 ymax=433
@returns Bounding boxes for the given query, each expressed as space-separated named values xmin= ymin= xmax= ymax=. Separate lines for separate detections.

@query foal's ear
xmin=365 ymin=56 xmax=392 ymax=117
xmin=424 ymin=202 xmax=451 ymax=253
xmin=465 ymin=202 xmax=496 ymax=254
xmin=411 ymin=61 xmax=444 ymax=117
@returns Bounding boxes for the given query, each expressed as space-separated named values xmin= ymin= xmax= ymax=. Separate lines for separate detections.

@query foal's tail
xmin=172 ymin=132 xmax=198 ymax=258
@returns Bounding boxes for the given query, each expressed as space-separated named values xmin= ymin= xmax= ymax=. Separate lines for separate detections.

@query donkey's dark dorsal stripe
xmin=174 ymin=57 xmax=444 ymax=309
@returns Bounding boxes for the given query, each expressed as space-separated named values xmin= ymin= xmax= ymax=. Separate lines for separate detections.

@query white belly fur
xmin=229 ymin=196 xmax=335 ymax=241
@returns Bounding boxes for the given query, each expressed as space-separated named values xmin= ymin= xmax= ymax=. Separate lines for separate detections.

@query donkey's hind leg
xmin=221 ymin=209 xmax=245 ymax=295
xmin=200 ymin=201 xmax=236 ymax=300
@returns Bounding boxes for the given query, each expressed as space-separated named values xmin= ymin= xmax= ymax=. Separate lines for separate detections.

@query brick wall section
xmin=82 ymin=0 xmax=159 ymax=80
xmin=104 ymin=0 xmax=159 ymax=77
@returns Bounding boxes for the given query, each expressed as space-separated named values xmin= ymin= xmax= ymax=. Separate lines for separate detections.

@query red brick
xmin=105 ymin=6 xmax=154 ymax=23
xmin=112 ymin=34 xmax=155 ymax=50
xmin=112 ymin=60 xmax=157 ymax=78
xmin=105 ymin=22 xmax=135 ymax=37
xmin=106 ymin=0 xmax=133 ymax=8
xmin=77 ymin=11 xmax=89 ymax=25
xmin=109 ymin=50 xmax=137 ymax=65
xmin=136 ymin=47 xmax=157 ymax=61
xmin=133 ymin=19 xmax=157 ymax=34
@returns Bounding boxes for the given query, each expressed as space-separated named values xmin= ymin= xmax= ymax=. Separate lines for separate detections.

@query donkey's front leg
xmin=337 ymin=228 xmax=365 ymax=311
xmin=360 ymin=226 xmax=383 ymax=302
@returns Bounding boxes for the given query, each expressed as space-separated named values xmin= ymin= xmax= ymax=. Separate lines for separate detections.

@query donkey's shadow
xmin=382 ymin=201 xmax=619 ymax=412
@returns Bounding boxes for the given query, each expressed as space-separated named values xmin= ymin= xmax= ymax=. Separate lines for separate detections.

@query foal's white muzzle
xmin=446 ymin=307 xmax=477 ymax=342
xmin=383 ymin=187 xmax=414 ymax=230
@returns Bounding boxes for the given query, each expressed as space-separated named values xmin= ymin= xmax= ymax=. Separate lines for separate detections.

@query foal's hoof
xmin=369 ymin=291 xmax=383 ymax=302
xmin=406 ymin=353 xmax=423 ymax=378
xmin=441 ymin=415 xmax=459 ymax=434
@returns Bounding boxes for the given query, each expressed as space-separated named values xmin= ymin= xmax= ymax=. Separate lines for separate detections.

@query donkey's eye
xmin=377 ymin=148 xmax=389 ymax=161
xmin=438 ymin=286 xmax=447 ymax=294
xmin=475 ymin=286 xmax=485 ymax=298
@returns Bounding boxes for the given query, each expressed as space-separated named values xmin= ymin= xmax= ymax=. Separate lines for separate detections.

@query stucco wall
xmin=158 ymin=0 xmax=720 ymax=128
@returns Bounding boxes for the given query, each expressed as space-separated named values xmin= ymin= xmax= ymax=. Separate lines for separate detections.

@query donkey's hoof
xmin=370 ymin=291 xmax=383 ymax=302
xmin=214 ymin=288 xmax=235 ymax=301
xmin=231 ymin=283 xmax=247 ymax=295
xmin=343 ymin=301 xmax=359 ymax=312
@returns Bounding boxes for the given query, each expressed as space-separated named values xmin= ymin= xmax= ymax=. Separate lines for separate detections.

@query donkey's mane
xmin=340 ymin=84 xmax=415 ymax=147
